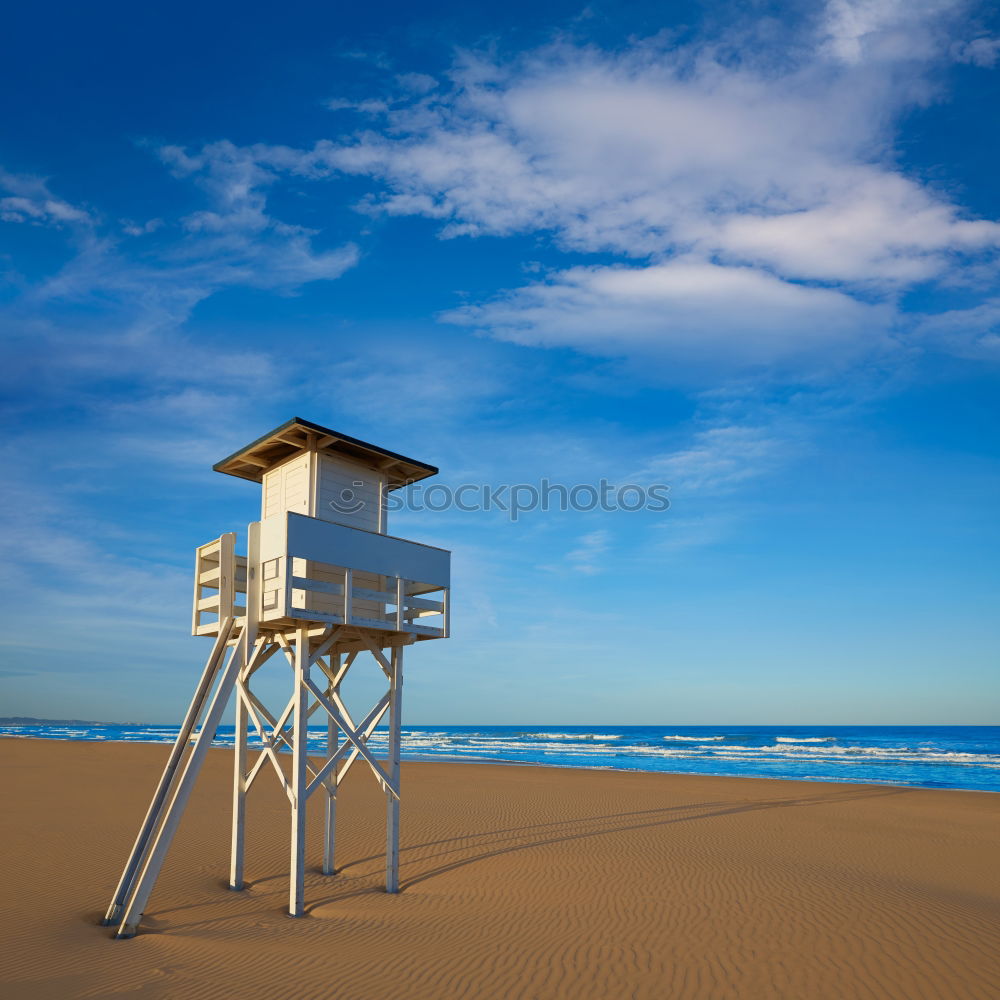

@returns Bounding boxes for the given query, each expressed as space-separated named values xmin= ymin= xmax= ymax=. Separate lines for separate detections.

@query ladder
xmin=102 ymin=616 xmax=245 ymax=938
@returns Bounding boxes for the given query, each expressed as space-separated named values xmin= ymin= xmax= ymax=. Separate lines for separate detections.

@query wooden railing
xmin=191 ymin=533 xmax=247 ymax=636
xmin=193 ymin=515 xmax=450 ymax=640
xmin=264 ymin=513 xmax=449 ymax=638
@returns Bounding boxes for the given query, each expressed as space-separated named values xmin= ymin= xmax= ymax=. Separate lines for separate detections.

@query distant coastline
xmin=0 ymin=716 xmax=142 ymax=727
xmin=3 ymin=721 xmax=997 ymax=793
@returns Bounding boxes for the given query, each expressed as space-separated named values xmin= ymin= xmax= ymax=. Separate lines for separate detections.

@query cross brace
xmin=103 ymin=621 xmax=407 ymax=936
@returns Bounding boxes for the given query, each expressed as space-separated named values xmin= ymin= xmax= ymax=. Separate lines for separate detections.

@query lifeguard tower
xmin=103 ymin=418 xmax=450 ymax=938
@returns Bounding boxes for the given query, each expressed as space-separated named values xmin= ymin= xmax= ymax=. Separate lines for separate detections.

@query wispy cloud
xmin=155 ymin=139 xmax=359 ymax=287
xmin=952 ymin=34 xmax=1000 ymax=65
xmin=0 ymin=168 xmax=93 ymax=227
xmin=4 ymin=140 xmax=358 ymax=329
xmin=636 ymin=423 xmax=793 ymax=495
xmin=544 ymin=528 xmax=611 ymax=576
xmin=818 ymin=0 xmax=963 ymax=65
xmin=912 ymin=298 xmax=1000 ymax=360
xmin=443 ymin=258 xmax=891 ymax=373
xmin=316 ymin=6 xmax=999 ymax=272
xmin=248 ymin=0 xmax=996 ymax=377
xmin=0 ymin=144 xmax=359 ymax=424
xmin=37 ymin=2 xmax=986 ymax=386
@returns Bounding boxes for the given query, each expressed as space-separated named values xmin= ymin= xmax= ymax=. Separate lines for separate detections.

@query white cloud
xmin=157 ymin=141 xmax=359 ymax=286
xmin=0 ymin=141 xmax=360 ymax=357
xmin=314 ymin=10 xmax=1000 ymax=287
xmin=952 ymin=35 xmax=1000 ymax=66
xmin=911 ymin=299 xmax=1000 ymax=360
xmin=819 ymin=0 xmax=963 ymax=65
xmin=315 ymin=344 xmax=510 ymax=425
xmin=55 ymin=1 xmax=987 ymax=383
xmin=396 ymin=72 xmax=438 ymax=94
xmin=635 ymin=423 xmax=792 ymax=495
xmin=120 ymin=218 xmax=163 ymax=236
xmin=709 ymin=170 xmax=999 ymax=284
xmin=562 ymin=529 xmax=610 ymax=575
xmin=5 ymin=0 xmax=997 ymax=411
xmin=0 ymin=169 xmax=92 ymax=227
xmin=325 ymin=97 xmax=390 ymax=114
xmin=0 ymin=471 xmax=191 ymax=655
xmin=202 ymin=2 xmax=981 ymax=379
xmin=444 ymin=258 xmax=891 ymax=372
xmin=652 ymin=513 xmax=738 ymax=553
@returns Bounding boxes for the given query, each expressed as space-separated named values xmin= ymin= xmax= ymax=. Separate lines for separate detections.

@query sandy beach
xmin=1 ymin=738 xmax=998 ymax=1000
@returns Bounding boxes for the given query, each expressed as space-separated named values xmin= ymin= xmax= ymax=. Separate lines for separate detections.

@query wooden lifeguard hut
xmin=103 ymin=418 xmax=450 ymax=938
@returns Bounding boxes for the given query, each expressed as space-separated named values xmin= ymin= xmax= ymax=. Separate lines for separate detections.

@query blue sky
xmin=1 ymin=0 xmax=998 ymax=724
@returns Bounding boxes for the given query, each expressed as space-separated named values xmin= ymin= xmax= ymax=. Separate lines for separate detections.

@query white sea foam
xmin=9 ymin=725 xmax=997 ymax=786
xmin=388 ymin=736 xmax=993 ymax=769
xmin=664 ymin=735 xmax=724 ymax=741
xmin=531 ymin=732 xmax=623 ymax=740
xmin=775 ymin=736 xmax=836 ymax=743
xmin=688 ymin=743 xmax=1000 ymax=767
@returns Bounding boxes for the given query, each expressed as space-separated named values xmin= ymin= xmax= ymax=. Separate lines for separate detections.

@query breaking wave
xmin=664 ymin=735 xmax=725 ymax=742
xmin=775 ymin=736 xmax=836 ymax=743
xmin=2 ymin=723 xmax=996 ymax=791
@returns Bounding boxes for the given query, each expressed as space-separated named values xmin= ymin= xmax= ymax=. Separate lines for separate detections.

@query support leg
xmin=229 ymin=521 xmax=260 ymax=891
xmin=322 ymin=654 xmax=340 ymax=876
xmin=229 ymin=680 xmax=248 ymax=890
xmin=102 ymin=620 xmax=235 ymax=927
xmin=116 ymin=626 xmax=250 ymax=938
xmin=385 ymin=644 xmax=403 ymax=893
xmin=289 ymin=627 xmax=310 ymax=917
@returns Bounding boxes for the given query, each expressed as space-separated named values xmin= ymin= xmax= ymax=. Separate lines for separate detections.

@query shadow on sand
xmin=144 ymin=783 xmax=909 ymax=932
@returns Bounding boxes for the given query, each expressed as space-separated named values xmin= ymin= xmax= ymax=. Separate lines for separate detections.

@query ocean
xmin=2 ymin=723 xmax=998 ymax=792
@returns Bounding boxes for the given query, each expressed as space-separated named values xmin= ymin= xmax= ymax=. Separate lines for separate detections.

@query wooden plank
xmin=322 ymin=652 xmax=340 ymax=876
xmin=289 ymin=608 xmax=346 ymax=625
xmin=115 ymin=623 xmax=260 ymax=937
xmin=329 ymin=693 xmax=391 ymax=790
xmin=218 ymin=533 xmax=236 ymax=624
xmin=238 ymin=684 xmax=269 ymax=740
xmin=199 ymin=566 xmax=248 ymax=587
xmin=230 ymin=676 xmax=248 ymax=891
xmin=288 ymin=627 xmax=309 ymax=918
xmin=290 ymin=575 xmax=343 ymax=596
xmin=386 ymin=644 xmax=403 ymax=894
xmin=191 ymin=543 xmax=205 ymax=636
xmin=351 ymin=585 xmax=397 ymax=603
xmin=103 ymin=619 xmax=237 ymax=927
xmin=229 ymin=522 xmax=261 ymax=891
xmin=285 ymin=513 xmax=450 ymax=589
xmin=314 ymin=649 xmax=355 ymax=689
xmin=405 ymin=595 xmax=444 ymax=612
xmin=401 ymin=621 xmax=444 ymax=637
xmin=349 ymin=613 xmax=394 ymax=630
xmin=309 ymin=625 xmax=346 ymax=666
xmin=302 ymin=676 xmax=398 ymax=798
xmin=359 ymin=633 xmax=392 ymax=678
xmin=245 ymin=741 xmax=293 ymax=802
